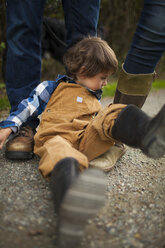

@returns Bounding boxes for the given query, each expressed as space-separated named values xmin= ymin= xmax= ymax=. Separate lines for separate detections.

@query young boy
xmin=0 ymin=37 xmax=165 ymax=247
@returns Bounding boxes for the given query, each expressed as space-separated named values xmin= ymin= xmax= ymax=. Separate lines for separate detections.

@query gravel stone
xmin=0 ymin=90 xmax=165 ymax=248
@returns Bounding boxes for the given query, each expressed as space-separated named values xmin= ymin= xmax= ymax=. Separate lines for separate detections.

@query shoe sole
xmin=142 ymin=104 xmax=165 ymax=159
xmin=5 ymin=151 xmax=33 ymax=160
xmin=58 ymin=168 xmax=107 ymax=248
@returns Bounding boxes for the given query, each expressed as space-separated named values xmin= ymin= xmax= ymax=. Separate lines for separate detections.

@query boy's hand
xmin=0 ymin=128 xmax=12 ymax=149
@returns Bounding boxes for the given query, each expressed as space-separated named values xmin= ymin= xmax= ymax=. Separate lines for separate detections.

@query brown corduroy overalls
xmin=34 ymin=81 xmax=126 ymax=177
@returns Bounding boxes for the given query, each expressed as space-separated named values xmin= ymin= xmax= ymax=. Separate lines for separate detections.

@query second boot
xmin=113 ymin=64 xmax=156 ymax=108
xmin=111 ymin=104 xmax=165 ymax=159
xmin=50 ymin=157 xmax=107 ymax=248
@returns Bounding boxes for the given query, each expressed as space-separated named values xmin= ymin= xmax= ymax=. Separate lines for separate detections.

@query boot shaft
xmin=114 ymin=64 xmax=156 ymax=108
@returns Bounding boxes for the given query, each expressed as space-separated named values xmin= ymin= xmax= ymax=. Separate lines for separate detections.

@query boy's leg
xmin=34 ymin=135 xmax=88 ymax=177
xmin=36 ymin=136 xmax=107 ymax=247
xmin=79 ymin=104 xmax=126 ymax=161
xmin=80 ymin=103 xmax=165 ymax=161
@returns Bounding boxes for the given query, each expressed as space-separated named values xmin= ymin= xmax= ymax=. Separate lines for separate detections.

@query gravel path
xmin=0 ymin=90 xmax=165 ymax=248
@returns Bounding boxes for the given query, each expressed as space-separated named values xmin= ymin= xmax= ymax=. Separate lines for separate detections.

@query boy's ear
xmin=78 ymin=66 xmax=86 ymax=77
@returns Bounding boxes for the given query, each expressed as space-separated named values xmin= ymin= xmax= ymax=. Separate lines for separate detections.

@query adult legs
xmin=6 ymin=0 xmax=100 ymax=112
xmin=62 ymin=0 xmax=100 ymax=47
xmin=5 ymin=0 xmax=46 ymax=159
xmin=6 ymin=0 xmax=46 ymax=127
xmin=114 ymin=0 xmax=165 ymax=107
xmin=5 ymin=0 xmax=101 ymax=160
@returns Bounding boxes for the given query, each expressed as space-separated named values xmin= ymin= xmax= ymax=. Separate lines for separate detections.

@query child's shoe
xmin=89 ymin=143 xmax=127 ymax=172
xmin=5 ymin=126 xmax=35 ymax=160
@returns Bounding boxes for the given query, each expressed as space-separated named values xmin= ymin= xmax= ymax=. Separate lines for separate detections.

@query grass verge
xmin=102 ymin=79 xmax=165 ymax=98
xmin=0 ymin=96 xmax=10 ymax=111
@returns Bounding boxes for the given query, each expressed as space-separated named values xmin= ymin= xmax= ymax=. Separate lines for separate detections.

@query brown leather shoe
xmin=5 ymin=126 xmax=35 ymax=160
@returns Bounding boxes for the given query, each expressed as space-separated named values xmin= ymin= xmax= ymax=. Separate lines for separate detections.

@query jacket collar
xmin=56 ymin=74 xmax=102 ymax=100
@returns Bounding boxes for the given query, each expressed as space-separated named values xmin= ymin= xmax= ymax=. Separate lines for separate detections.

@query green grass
xmin=0 ymin=82 xmax=5 ymax=88
xmin=0 ymin=80 xmax=165 ymax=111
xmin=102 ymin=79 xmax=165 ymax=97
xmin=102 ymin=83 xmax=117 ymax=97
xmin=0 ymin=95 xmax=10 ymax=111
xmin=0 ymin=83 xmax=10 ymax=111
xmin=152 ymin=80 xmax=165 ymax=89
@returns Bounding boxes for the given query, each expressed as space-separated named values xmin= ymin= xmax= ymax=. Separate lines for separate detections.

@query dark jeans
xmin=5 ymin=0 xmax=100 ymax=129
xmin=124 ymin=0 xmax=165 ymax=74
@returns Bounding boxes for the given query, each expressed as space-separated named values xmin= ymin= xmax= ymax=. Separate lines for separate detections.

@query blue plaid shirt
xmin=0 ymin=75 xmax=70 ymax=131
xmin=0 ymin=75 xmax=102 ymax=132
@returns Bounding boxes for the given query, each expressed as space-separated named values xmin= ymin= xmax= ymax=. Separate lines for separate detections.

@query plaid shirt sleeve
xmin=0 ymin=80 xmax=59 ymax=131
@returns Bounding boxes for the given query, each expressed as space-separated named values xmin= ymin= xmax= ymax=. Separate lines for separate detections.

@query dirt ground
xmin=0 ymin=90 xmax=165 ymax=248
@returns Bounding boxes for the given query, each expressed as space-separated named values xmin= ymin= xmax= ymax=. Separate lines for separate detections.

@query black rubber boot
xmin=112 ymin=104 xmax=165 ymax=159
xmin=50 ymin=157 xmax=80 ymax=214
xmin=51 ymin=157 xmax=107 ymax=248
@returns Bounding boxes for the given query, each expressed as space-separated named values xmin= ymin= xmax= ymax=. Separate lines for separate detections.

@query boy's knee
xmin=92 ymin=104 xmax=126 ymax=140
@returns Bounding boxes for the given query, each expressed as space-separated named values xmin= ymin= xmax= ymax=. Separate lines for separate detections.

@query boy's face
xmin=77 ymin=72 xmax=110 ymax=91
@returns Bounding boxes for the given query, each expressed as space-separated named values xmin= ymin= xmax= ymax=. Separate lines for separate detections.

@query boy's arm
xmin=0 ymin=80 xmax=58 ymax=132
xmin=0 ymin=128 xmax=12 ymax=149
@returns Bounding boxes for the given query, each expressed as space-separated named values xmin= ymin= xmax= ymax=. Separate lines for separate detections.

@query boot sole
xmin=58 ymin=168 xmax=107 ymax=248
xmin=142 ymin=104 xmax=165 ymax=159
xmin=5 ymin=151 xmax=33 ymax=160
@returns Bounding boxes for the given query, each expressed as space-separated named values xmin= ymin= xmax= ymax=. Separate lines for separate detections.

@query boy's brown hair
xmin=63 ymin=36 xmax=118 ymax=79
